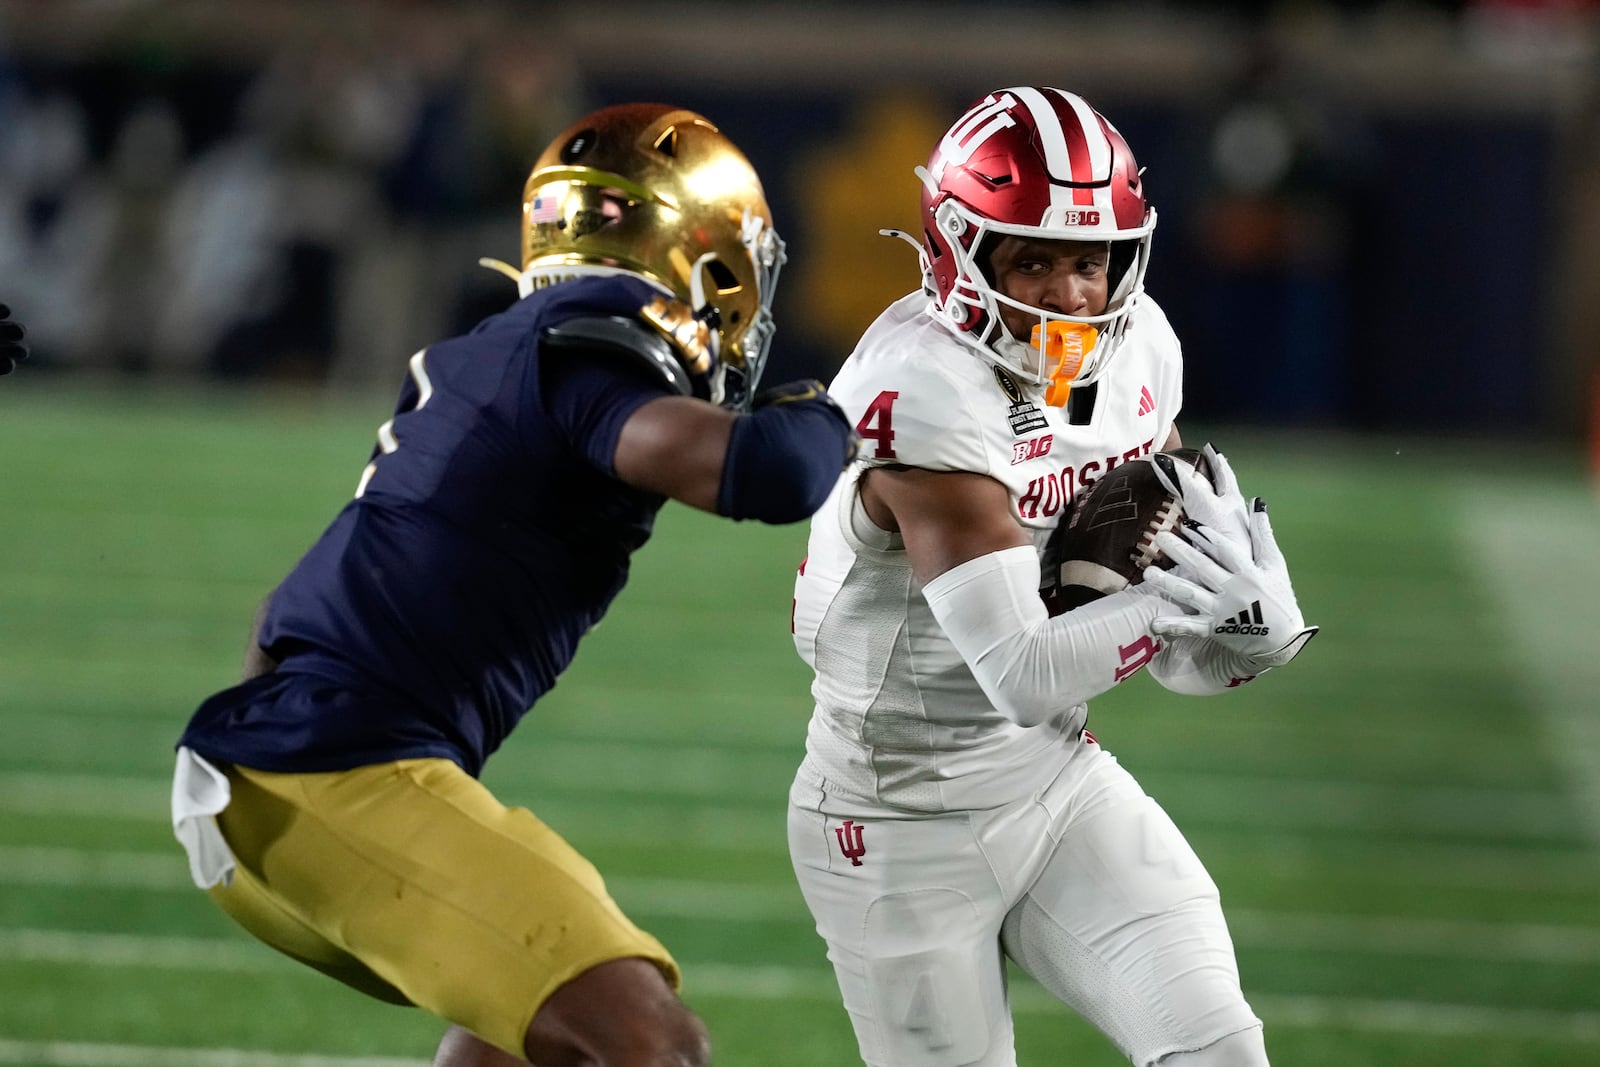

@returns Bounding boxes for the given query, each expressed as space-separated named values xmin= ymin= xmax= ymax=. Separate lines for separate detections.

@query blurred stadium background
xmin=3 ymin=1 xmax=1600 ymax=1065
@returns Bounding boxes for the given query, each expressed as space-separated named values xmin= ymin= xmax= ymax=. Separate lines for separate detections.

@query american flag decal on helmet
xmin=528 ymin=195 xmax=560 ymax=224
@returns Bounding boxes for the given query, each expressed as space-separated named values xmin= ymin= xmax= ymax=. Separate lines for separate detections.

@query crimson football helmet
xmin=908 ymin=87 xmax=1156 ymax=390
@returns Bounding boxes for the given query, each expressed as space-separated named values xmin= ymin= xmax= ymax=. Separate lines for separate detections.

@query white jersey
xmin=792 ymin=292 xmax=1183 ymax=813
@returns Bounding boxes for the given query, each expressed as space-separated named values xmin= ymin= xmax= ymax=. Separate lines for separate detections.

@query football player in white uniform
xmin=788 ymin=87 xmax=1316 ymax=1067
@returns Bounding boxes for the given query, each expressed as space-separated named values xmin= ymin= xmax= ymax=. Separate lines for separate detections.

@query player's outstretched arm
xmin=613 ymin=381 xmax=858 ymax=523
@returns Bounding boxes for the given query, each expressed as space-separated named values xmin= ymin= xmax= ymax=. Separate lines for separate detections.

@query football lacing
xmin=1131 ymin=496 xmax=1182 ymax=569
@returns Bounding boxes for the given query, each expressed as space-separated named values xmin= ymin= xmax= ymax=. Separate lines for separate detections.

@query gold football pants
xmin=208 ymin=758 xmax=678 ymax=1057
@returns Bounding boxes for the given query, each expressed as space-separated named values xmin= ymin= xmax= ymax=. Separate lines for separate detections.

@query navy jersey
xmin=179 ymin=276 xmax=679 ymax=777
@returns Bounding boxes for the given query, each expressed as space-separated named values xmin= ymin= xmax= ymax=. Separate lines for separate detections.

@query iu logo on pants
xmin=835 ymin=820 xmax=866 ymax=866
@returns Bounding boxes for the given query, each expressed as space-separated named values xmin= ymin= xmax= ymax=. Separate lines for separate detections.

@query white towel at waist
xmin=171 ymin=746 xmax=236 ymax=889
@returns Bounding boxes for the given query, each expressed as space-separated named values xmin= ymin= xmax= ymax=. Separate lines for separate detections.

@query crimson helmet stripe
xmin=1058 ymin=90 xmax=1113 ymax=209
xmin=1010 ymin=86 xmax=1077 ymax=182
xmin=1057 ymin=90 xmax=1112 ymax=180
xmin=1010 ymin=86 xmax=1112 ymax=211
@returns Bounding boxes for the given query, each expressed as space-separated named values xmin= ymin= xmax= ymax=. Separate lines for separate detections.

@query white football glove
xmin=1142 ymin=495 xmax=1318 ymax=673
xmin=1146 ymin=630 xmax=1263 ymax=695
xmin=1150 ymin=443 xmax=1250 ymax=549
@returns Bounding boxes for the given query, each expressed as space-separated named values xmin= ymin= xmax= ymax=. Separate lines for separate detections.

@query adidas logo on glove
xmin=1214 ymin=600 xmax=1270 ymax=637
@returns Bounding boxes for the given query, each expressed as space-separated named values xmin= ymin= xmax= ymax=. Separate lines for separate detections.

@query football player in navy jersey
xmin=171 ymin=103 xmax=857 ymax=1067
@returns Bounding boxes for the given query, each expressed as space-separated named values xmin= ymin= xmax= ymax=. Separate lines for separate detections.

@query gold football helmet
xmin=509 ymin=102 xmax=786 ymax=407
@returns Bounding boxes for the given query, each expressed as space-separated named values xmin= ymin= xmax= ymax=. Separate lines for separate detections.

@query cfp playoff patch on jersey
xmin=993 ymin=366 xmax=1047 ymax=435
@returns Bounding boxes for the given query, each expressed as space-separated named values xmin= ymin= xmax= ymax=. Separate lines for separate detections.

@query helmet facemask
xmin=934 ymin=197 xmax=1156 ymax=394
xmin=708 ymin=209 xmax=785 ymax=408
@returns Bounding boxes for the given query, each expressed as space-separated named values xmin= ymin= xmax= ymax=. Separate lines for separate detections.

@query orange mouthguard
xmin=1030 ymin=322 xmax=1099 ymax=407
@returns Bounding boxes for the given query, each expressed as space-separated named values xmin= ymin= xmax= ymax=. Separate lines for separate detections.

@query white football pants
xmin=788 ymin=739 xmax=1265 ymax=1067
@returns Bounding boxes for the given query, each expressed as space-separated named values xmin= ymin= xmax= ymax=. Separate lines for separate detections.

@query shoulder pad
xmin=831 ymin=356 xmax=991 ymax=474
xmin=542 ymin=315 xmax=692 ymax=396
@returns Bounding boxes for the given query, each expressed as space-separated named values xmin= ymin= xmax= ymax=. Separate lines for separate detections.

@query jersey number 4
xmin=857 ymin=390 xmax=899 ymax=460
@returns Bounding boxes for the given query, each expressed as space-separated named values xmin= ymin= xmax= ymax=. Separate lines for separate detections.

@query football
xmin=1040 ymin=447 xmax=1211 ymax=616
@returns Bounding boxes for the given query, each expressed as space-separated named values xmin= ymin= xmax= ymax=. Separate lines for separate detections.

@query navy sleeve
xmin=540 ymin=350 xmax=672 ymax=477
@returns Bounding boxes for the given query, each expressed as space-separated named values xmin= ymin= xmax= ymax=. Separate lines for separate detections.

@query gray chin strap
xmin=988 ymin=334 xmax=1050 ymax=385
xmin=687 ymin=253 xmax=724 ymax=366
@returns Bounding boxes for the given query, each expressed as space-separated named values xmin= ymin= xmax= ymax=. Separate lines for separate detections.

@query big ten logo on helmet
xmin=1062 ymin=209 xmax=1101 ymax=226
xmin=1016 ymin=437 xmax=1157 ymax=520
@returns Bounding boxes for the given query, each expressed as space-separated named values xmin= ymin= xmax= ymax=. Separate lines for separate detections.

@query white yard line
xmin=58 ymin=829 xmax=1583 ymax=895
xmin=0 ymin=766 xmax=1579 ymax=843
xmin=0 ymin=928 xmax=288 ymax=974
xmin=0 ymin=773 xmax=167 ymax=819
xmin=1456 ymin=487 xmax=1600 ymax=844
xmin=1225 ymin=907 xmax=1600 ymax=964
xmin=7 ymin=842 xmax=1600 ymax=966
xmin=0 ymin=847 xmax=189 ymax=890
xmin=1 ymin=937 xmax=1599 ymax=1046
xmin=0 ymin=1040 xmax=425 ymax=1067
xmin=1247 ymin=993 xmax=1600 ymax=1043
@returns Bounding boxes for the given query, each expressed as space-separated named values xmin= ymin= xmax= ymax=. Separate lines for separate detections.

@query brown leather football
xmin=1040 ymin=447 xmax=1211 ymax=616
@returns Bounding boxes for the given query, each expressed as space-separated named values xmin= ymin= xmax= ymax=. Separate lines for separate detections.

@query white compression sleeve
xmin=921 ymin=545 xmax=1165 ymax=727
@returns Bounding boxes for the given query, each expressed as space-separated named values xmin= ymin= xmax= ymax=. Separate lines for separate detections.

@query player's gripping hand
xmin=1151 ymin=443 xmax=1250 ymax=549
xmin=0 ymin=305 xmax=28 ymax=375
xmin=1142 ymin=498 xmax=1318 ymax=671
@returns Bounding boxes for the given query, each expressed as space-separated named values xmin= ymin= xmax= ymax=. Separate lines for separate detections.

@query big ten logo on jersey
xmin=1015 ymin=437 xmax=1158 ymax=521
xmin=1011 ymin=434 xmax=1053 ymax=465
xmin=993 ymin=367 xmax=1046 ymax=435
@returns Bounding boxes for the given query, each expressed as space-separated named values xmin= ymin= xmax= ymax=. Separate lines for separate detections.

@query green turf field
xmin=3 ymin=380 xmax=1599 ymax=1066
